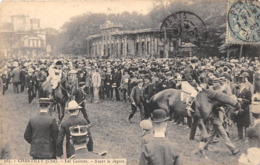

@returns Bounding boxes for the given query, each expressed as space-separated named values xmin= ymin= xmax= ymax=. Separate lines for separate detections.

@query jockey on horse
xmin=47 ymin=60 xmax=66 ymax=99
xmin=182 ymin=57 xmax=203 ymax=113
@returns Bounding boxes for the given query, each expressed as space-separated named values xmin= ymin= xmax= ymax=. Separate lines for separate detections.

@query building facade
xmin=0 ymin=15 xmax=47 ymax=58
xmin=87 ymin=21 xmax=187 ymax=59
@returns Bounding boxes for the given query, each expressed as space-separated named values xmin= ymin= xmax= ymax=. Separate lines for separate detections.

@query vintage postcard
xmin=0 ymin=0 xmax=259 ymax=165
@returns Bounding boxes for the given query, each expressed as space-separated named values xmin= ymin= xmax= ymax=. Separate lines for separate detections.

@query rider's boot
xmin=186 ymin=96 xmax=195 ymax=112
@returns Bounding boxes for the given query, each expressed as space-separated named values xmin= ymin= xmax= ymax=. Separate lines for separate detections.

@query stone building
xmin=87 ymin=20 xmax=184 ymax=59
xmin=0 ymin=15 xmax=47 ymax=58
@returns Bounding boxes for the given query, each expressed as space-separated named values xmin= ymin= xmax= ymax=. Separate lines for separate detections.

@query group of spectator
xmin=0 ymin=55 xmax=259 ymax=164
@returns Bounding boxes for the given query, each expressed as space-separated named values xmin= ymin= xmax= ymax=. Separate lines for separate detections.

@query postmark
xmin=160 ymin=11 xmax=207 ymax=56
xmin=227 ymin=0 xmax=260 ymax=44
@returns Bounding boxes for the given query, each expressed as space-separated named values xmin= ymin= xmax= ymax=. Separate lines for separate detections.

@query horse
xmin=67 ymin=82 xmax=91 ymax=124
xmin=39 ymin=79 xmax=69 ymax=124
xmin=146 ymin=88 xmax=241 ymax=141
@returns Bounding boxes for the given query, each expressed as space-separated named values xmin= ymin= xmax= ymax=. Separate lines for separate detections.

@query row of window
xmin=93 ymin=41 xmax=155 ymax=56
xmin=24 ymin=39 xmax=42 ymax=47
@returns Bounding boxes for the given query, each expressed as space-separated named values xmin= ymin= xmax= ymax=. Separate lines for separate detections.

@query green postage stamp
xmin=226 ymin=0 xmax=260 ymax=44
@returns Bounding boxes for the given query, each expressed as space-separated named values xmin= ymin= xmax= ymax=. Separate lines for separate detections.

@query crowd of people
xmin=0 ymin=55 xmax=259 ymax=163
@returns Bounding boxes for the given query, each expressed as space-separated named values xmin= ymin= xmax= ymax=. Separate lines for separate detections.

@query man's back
xmin=24 ymin=112 xmax=58 ymax=159
xmin=130 ymin=86 xmax=143 ymax=104
xmin=12 ymin=68 xmax=20 ymax=83
xmin=139 ymin=137 xmax=182 ymax=165
xmin=56 ymin=115 xmax=90 ymax=158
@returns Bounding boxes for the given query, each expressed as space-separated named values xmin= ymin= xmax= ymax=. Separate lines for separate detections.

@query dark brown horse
xmin=68 ymin=83 xmax=90 ymax=124
xmin=146 ymin=88 xmax=241 ymax=141
xmin=39 ymin=79 xmax=69 ymax=123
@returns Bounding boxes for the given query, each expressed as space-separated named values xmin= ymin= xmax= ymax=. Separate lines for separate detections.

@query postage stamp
xmin=226 ymin=0 xmax=260 ymax=44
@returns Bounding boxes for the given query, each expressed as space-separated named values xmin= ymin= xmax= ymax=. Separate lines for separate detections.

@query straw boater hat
xmin=250 ymin=101 xmax=260 ymax=114
xmin=65 ymin=100 xmax=82 ymax=111
xmin=140 ymin=120 xmax=153 ymax=131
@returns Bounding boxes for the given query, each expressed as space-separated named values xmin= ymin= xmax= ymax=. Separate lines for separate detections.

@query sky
xmin=0 ymin=0 xmax=155 ymax=30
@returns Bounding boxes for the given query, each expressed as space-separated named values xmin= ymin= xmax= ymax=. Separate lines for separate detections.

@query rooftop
xmin=87 ymin=28 xmax=160 ymax=40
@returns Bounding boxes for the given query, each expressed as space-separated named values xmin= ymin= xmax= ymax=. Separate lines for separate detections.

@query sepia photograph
xmin=0 ymin=0 xmax=259 ymax=164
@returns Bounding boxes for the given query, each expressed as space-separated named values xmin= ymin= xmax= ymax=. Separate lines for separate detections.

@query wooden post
xmin=239 ymin=45 xmax=243 ymax=62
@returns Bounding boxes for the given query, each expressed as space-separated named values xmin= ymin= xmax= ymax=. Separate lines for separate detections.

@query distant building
xmin=86 ymin=20 xmax=193 ymax=59
xmin=0 ymin=15 xmax=47 ymax=58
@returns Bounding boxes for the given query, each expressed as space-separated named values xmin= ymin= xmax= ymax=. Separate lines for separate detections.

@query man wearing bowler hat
xmin=56 ymin=100 xmax=93 ymax=158
xmin=129 ymin=79 xmax=145 ymax=122
xmin=24 ymin=98 xmax=59 ymax=159
xmin=139 ymin=109 xmax=183 ymax=165
xmin=233 ymin=72 xmax=253 ymax=140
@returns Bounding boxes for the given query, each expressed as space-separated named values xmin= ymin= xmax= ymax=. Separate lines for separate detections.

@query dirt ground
xmin=0 ymin=85 xmax=248 ymax=165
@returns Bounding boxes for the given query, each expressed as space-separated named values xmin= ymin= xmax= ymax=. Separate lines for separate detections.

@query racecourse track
xmin=0 ymin=84 xmax=247 ymax=165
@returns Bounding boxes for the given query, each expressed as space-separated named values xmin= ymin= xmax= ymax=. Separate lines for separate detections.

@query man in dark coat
xmin=56 ymin=100 xmax=93 ymax=158
xmin=105 ymin=68 xmax=113 ymax=100
xmin=20 ymin=66 xmax=27 ymax=93
xmin=25 ymin=68 xmax=35 ymax=104
xmin=234 ymin=72 xmax=252 ymax=140
xmin=35 ymin=68 xmax=47 ymax=97
xmin=24 ymin=98 xmax=59 ymax=159
xmin=113 ymin=68 xmax=121 ymax=101
xmin=11 ymin=63 xmax=20 ymax=94
xmin=139 ymin=109 xmax=183 ymax=165
xmin=129 ymin=79 xmax=145 ymax=122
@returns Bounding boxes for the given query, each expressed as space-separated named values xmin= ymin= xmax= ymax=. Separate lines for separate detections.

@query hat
xmin=239 ymin=72 xmax=249 ymax=78
xmin=191 ymin=57 xmax=199 ymax=63
xmin=56 ymin=61 xmax=63 ymax=66
xmin=69 ymin=125 xmax=89 ymax=145
xmin=69 ymin=125 xmax=89 ymax=136
xmin=38 ymin=98 xmax=51 ymax=107
xmin=250 ymin=101 xmax=260 ymax=114
xmin=140 ymin=120 xmax=153 ymax=131
xmin=65 ymin=100 xmax=82 ymax=110
xmin=151 ymin=109 xmax=170 ymax=123
xmin=69 ymin=70 xmax=77 ymax=74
